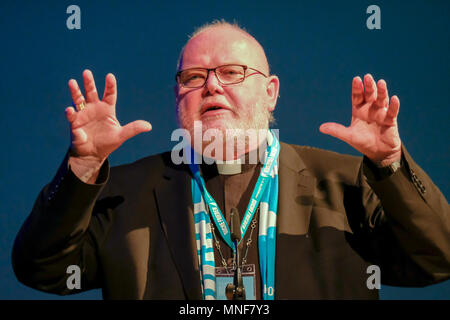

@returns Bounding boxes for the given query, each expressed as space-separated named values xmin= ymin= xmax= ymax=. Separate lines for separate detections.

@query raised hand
xmin=66 ymin=70 xmax=152 ymax=182
xmin=319 ymin=74 xmax=402 ymax=166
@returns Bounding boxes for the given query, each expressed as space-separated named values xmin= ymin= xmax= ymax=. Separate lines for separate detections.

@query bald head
xmin=177 ymin=22 xmax=270 ymax=75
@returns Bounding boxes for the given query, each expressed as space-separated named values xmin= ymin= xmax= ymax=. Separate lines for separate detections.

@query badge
xmin=215 ymin=264 xmax=256 ymax=300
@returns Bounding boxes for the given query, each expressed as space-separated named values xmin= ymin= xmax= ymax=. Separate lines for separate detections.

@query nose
xmin=203 ymin=69 xmax=224 ymax=96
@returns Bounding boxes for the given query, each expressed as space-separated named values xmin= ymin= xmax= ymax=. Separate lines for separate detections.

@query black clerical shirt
xmin=200 ymin=160 xmax=263 ymax=300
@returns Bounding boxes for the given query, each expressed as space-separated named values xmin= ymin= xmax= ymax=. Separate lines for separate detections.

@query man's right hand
xmin=66 ymin=70 xmax=152 ymax=183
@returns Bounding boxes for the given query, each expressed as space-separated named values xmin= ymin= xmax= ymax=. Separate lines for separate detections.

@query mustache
xmin=175 ymin=99 xmax=273 ymax=127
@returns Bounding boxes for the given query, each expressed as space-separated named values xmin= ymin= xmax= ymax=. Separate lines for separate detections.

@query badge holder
xmin=216 ymin=264 xmax=256 ymax=300
xmin=216 ymin=209 xmax=256 ymax=300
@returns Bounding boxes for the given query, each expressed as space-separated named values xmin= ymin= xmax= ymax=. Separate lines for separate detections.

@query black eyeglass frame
xmin=175 ymin=64 xmax=269 ymax=88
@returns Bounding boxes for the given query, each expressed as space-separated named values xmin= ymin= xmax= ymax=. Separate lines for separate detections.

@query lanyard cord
xmin=210 ymin=206 xmax=259 ymax=271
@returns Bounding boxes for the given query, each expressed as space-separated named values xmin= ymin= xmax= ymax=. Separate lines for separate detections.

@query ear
xmin=265 ymin=75 xmax=280 ymax=112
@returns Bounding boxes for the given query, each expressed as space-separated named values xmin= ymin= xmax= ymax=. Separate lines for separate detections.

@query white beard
xmin=176 ymin=99 xmax=271 ymax=161
xmin=176 ymin=97 xmax=271 ymax=161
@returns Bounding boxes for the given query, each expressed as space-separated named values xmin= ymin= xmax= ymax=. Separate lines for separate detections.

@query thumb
xmin=120 ymin=120 xmax=152 ymax=143
xmin=319 ymin=122 xmax=351 ymax=143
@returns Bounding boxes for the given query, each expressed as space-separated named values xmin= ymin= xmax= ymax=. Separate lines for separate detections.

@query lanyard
xmin=258 ymin=175 xmax=278 ymax=300
xmin=189 ymin=130 xmax=280 ymax=250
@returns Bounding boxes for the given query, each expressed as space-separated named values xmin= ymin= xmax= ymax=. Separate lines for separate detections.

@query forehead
xmin=181 ymin=26 xmax=268 ymax=72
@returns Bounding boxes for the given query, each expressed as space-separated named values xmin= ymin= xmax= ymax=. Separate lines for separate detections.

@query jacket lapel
xmin=277 ymin=142 xmax=315 ymax=236
xmin=154 ymin=161 xmax=202 ymax=299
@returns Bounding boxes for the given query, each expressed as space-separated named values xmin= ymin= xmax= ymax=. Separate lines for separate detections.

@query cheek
xmin=228 ymin=87 xmax=253 ymax=110
xmin=176 ymin=101 xmax=192 ymax=129
xmin=177 ymin=94 xmax=200 ymax=118
xmin=230 ymin=88 xmax=264 ymax=116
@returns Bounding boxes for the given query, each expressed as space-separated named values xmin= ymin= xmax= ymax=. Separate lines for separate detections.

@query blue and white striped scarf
xmin=190 ymin=131 xmax=280 ymax=300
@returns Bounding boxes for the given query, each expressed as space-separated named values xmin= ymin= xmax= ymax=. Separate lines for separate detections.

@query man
xmin=12 ymin=21 xmax=449 ymax=299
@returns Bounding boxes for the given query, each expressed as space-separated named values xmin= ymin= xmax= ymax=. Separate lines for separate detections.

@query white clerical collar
xmin=196 ymin=131 xmax=271 ymax=176
xmin=216 ymin=158 xmax=242 ymax=175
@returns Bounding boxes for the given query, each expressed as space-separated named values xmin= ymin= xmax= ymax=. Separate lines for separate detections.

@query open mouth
xmin=204 ymin=106 xmax=222 ymax=112
xmin=201 ymin=105 xmax=229 ymax=115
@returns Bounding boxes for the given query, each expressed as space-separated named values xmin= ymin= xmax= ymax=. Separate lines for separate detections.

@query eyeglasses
xmin=175 ymin=64 xmax=268 ymax=88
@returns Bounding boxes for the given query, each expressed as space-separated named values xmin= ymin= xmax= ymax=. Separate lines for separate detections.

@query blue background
xmin=1 ymin=0 xmax=448 ymax=299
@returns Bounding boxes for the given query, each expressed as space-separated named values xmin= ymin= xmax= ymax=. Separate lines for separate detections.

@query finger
xmin=363 ymin=74 xmax=377 ymax=103
xmin=68 ymin=79 xmax=86 ymax=111
xmin=102 ymin=73 xmax=117 ymax=106
xmin=375 ymin=79 xmax=389 ymax=109
xmin=385 ymin=95 xmax=400 ymax=123
xmin=119 ymin=120 xmax=152 ymax=143
xmin=319 ymin=122 xmax=352 ymax=144
xmin=65 ymin=106 xmax=77 ymax=124
xmin=351 ymin=76 xmax=364 ymax=106
xmin=83 ymin=69 xmax=100 ymax=103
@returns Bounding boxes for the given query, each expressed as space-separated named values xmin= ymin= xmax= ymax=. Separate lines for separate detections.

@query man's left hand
xmin=319 ymin=74 xmax=402 ymax=167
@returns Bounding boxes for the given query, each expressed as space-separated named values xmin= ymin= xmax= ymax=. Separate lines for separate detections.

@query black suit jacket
xmin=12 ymin=143 xmax=450 ymax=299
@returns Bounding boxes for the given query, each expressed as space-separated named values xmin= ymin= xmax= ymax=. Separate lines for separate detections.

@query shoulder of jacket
xmin=286 ymin=143 xmax=361 ymax=163
xmin=282 ymin=143 xmax=363 ymax=181
xmin=108 ymin=151 xmax=175 ymax=183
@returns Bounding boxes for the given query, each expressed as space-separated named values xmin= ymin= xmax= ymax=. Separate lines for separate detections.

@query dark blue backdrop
xmin=1 ymin=0 xmax=448 ymax=299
